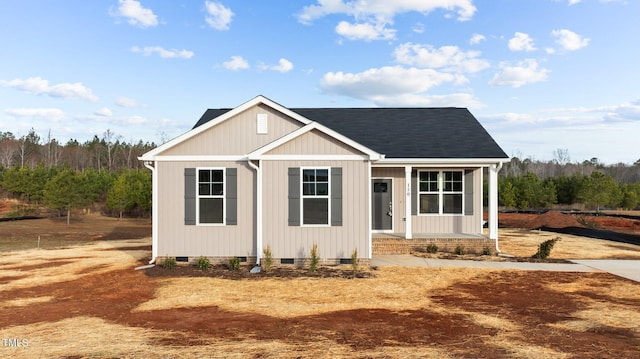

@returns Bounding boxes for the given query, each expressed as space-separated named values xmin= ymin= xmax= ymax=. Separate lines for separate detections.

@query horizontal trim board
xmin=254 ymin=155 xmax=369 ymax=161
xmin=142 ymin=155 xmax=246 ymax=162
xmin=373 ymin=158 xmax=509 ymax=166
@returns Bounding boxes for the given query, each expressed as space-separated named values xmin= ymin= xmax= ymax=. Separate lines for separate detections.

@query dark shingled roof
xmin=194 ymin=107 xmax=508 ymax=159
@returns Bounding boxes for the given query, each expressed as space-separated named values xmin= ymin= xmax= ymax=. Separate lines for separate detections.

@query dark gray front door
xmin=372 ymin=179 xmax=392 ymax=230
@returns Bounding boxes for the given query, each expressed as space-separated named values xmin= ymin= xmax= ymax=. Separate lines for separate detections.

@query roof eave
xmin=373 ymin=157 xmax=510 ymax=167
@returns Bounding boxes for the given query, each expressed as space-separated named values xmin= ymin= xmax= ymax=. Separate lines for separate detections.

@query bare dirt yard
xmin=1 ymin=211 xmax=640 ymax=358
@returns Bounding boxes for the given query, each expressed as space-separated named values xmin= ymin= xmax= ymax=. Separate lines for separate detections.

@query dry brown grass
xmin=0 ymin=239 xmax=150 ymax=293
xmin=498 ymin=228 xmax=640 ymax=259
xmin=0 ymin=316 xmax=455 ymax=358
xmin=2 ymin=221 xmax=640 ymax=358
xmin=134 ymin=266 xmax=493 ymax=317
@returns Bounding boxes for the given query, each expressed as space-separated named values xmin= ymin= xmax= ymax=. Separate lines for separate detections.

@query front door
xmin=372 ymin=179 xmax=392 ymax=230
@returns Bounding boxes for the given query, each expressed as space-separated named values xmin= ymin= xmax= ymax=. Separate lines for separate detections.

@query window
xmin=302 ymin=168 xmax=330 ymax=225
xmin=418 ymin=170 xmax=463 ymax=215
xmin=442 ymin=171 xmax=463 ymax=214
xmin=197 ymin=168 xmax=224 ymax=224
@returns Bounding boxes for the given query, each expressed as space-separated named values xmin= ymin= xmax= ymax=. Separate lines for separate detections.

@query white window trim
xmin=196 ymin=167 xmax=226 ymax=226
xmin=417 ymin=169 xmax=465 ymax=216
xmin=300 ymin=166 xmax=331 ymax=227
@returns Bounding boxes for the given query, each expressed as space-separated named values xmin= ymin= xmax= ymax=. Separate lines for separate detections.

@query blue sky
xmin=1 ymin=0 xmax=638 ymax=164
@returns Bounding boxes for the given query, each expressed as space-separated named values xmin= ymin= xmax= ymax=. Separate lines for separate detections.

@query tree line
xmin=496 ymin=151 xmax=640 ymax=211
xmin=1 ymin=129 xmax=639 ymax=221
xmin=0 ymin=129 xmax=157 ymax=171
xmin=0 ymin=128 xmax=155 ymax=224
xmin=0 ymin=165 xmax=151 ymax=224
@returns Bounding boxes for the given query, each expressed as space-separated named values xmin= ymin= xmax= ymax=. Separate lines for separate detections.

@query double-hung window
xmin=301 ymin=168 xmax=330 ymax=225
xmin=418 ymin=170 xmax=463 ymax=215
xmin=197 ymin=168 xmax=225 ymax=224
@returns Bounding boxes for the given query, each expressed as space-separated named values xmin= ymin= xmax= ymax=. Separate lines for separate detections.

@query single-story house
xmin=139 ymin=95 xmax=509 ymax=266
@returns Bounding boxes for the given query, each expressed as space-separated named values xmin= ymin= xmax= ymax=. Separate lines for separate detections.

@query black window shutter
xmin=411 ymin=170 xmax=417 ymax=216
xmin=184 ymin=168 xmax=196 ymax=225
xmin=464 ymin=169 xmax=474 ymax=215
xmin=226 ymin=168 xmax=237 ymax=225
xmin=288 ymin=168 xmax=300 ymax=226
xmin=330 ymin=167 xmax=342 ymax=226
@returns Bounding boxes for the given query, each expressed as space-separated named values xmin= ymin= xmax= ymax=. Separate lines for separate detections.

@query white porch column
xmin=488 ymin=163 xmax=499 ymax=241
xmin=405 ymin=165 xmax=412 ymax=239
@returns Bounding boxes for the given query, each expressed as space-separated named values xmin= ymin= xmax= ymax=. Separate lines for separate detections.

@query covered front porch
xmin=370 ymin=163 xmax=501 ymax=242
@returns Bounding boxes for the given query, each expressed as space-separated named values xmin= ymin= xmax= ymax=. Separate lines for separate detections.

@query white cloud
xmin=223 ymin=56 xmax=249 ymax=70
xmin=321 ymin=66 xmax=458 ymax=100
xmin=568 ymin=0 xmax=582 ymax=5
xmin=269 ymin=58 xmax=294 ymax=73
xmin=489 ymin=59 xmax=549 ymax=88
xmin=412 ymin=22 xmax=425 ymax=34
xmin=373 ymin=93 xmax=484 ymax=108
xmin=205 ymin=1 xmax=234 ymax=30
xmin=130 ymin=46 xmax=194 ymax=59
xmin=335 ymin=21 xmax=395 ymax=41
xmin=1 ymin=77 xmax=98 ymax=102
xmin=5 ymin=108 xmax=66 ymax=122
xmin=551 ymin=29 xmax=590 ymax=51
xmin=393 ymin=43 xmax=490 ymax=74
xmin=116 ymin=96 xmax=138 ymax=108
xmin=469 ymin=33 xmax=486 ymax=45
xmin=298 ymin=0 xmax=476 ymax=41
xmin=508 ymin=32 xmax=536 ymax=52
xmin=113 ymin=0 xmax=158 ymax=28
xmin=298 ymin=0 xmax=477 ymax=24
xmin=122 ymin=115 xmax=149 ymax=125
xmin=94 ymin=107 xmax=113 ymax=117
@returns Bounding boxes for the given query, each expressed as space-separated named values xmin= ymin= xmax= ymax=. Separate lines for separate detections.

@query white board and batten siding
xmin=266 ymin=129 xmax=364 ymax=156
xmin=156 ymin=160 xmax=256 ymax=258
xmin=262 ymin=159 xmax=370 ymax=259
xmin=158 ymin=104 xmax=303 ymax=157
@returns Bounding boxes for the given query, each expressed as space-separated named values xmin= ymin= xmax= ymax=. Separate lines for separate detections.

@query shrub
xmin=482 ymin=246 xmax=492 ymax=256
xmin=454 ymin=246 xmax=465 ymax=255
xmin=309 ymin=243 xmax=320 ymax=272
xmin=196 ymin=256 xmax=210 ymax=270
xmin=350 ymin=248 xmax=360 ymax=272
xmin=532 ymin=237 xmax=560 ymax=259
xmin=262 ymin=245 xmax=273 ymax=273
xmin=162 ymin=256 xmax=176 ymax=270
xmin=228 ymin=256 xmax=241 ymax=271
xmin=426 ymin=243 xmax=438 ymax=254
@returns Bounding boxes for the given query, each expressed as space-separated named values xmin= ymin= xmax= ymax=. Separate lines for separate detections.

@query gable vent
xmin=257 ymin=113 xmax=268 ymax=134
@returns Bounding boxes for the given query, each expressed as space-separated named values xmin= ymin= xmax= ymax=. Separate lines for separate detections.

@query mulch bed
xmin=142 ymin=263 xmax=374 ymax=279
xmin=412 ymin=251 xmax=572 ymax=263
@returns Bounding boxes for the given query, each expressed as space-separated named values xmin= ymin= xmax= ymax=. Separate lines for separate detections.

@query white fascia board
xmin=139 ymin=95 xmax=313 ymax=161
xmin=247 ymin=121 xmax=382 ymax=160
xmin=373 ymin=158 xmax=510 ymax=167
xmin=139 ymin=155 xmax=246 ymax=162
xmin=252 ymin=155 xmax=369 ymax=161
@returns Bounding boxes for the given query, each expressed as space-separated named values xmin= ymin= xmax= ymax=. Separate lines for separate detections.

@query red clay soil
xmin=0 ymin=200 xmax=13 ymax=215
xmin=500 ymin=210 xmax=640 ymax=235
xmin=2 ymin=256 xmax=639 ymax=357
xmin=524 ymin=210 xmax=583 ymax=229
